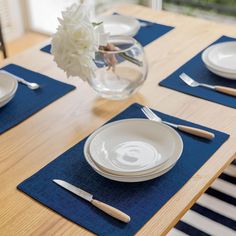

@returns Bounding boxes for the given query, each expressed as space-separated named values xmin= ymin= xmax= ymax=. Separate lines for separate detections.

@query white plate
xmin=202 ymin=51 xmax=236 ymax=80
xmin=83 ymin=125 xmax=182 ymax=182
xmin=0 ymin=93 xmax=15 ymax=108
xmin=97 ymin=15 xmax=140 ymax=37
xmin=202 ymin=42 xmax=236 ymax=80
xmin=89 ymin=119 xmax=182 ymax=175
xmin=0 ymin=72 xmax=18 ymax=108
xmin=208 ymin=42 xmax=236 ymax=72
xmin=204 ymin=62 xmax=236 ymax=80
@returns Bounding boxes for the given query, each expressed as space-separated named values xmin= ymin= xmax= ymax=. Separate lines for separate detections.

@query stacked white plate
xmin=0 ymin=72 xmax=18 ymax=108
xmin=96 ymin=15 xmax=140 ymax=37
xmin=84 ymin=119 xmax=183 ymax=182
xmin=202 ymin=42 xmax=236 ymax=80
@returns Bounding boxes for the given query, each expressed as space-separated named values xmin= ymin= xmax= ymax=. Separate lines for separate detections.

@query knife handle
xmin=91 ymin=199 xmax=130 ymax=223
xmin=177 ymin=125 xmax=215 ymax=140
xmin=215 ymin=86 xmax=236 ymax=97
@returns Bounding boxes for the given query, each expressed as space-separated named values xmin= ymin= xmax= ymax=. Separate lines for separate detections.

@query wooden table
xmin=1 ymin=4 xmax=236 ymax=236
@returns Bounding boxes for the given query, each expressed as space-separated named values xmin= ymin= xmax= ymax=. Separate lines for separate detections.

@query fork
xmin=180 ymin=73 xmax=236 ymax=97
xmin=141 ymin=106 xmax=215 ymax=140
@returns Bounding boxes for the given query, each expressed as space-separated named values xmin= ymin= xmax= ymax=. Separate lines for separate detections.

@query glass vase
xmin=87 ymin=35 xmax=148 ymax=100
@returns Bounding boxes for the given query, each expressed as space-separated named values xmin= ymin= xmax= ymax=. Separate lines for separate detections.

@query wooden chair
xmin=0 ymin=20 xmax=7 ymax=59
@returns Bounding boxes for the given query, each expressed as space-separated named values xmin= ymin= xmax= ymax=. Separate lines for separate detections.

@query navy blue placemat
xmin=40 ymin=17 xmax=174 ymax=54
xmin=17 ymin=103 xmax=229 ymax=236
xmin=0 ymin=64 xmax=75 ymax=134
xmin=159 ymin=36 xmax=236 ymax=109
xmin=41 ymin=44 xmax=52 ymax=54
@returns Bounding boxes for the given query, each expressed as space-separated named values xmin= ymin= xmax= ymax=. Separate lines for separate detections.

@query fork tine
xmin=141 ymin=107 xmax=151 ymax=119
xmin=179 ymin=73 xmax=197 ymax=87
xmin=143 ymin=106 xmax=157 ymax=119
xmin=142 ymin=107 xmax=157 ymax=120
xmin=143 ymin=107 xmax=155 ymax=119
xmin=179 ymin=73 xmax=189 ymax=82
xmin=141 ymin=107 xmax=152 ymax=117
xmin=141 ymin=107 xmax=153 ymax=120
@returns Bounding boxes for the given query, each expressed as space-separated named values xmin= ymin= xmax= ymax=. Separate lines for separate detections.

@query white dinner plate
xmin=83 ymin=123 xmax=183 ymax=182
xmin=97 ymin=15 xmax=140 ymax=37
xmin=0 ymin=72 xmax=18 ymax=108
xmin=202 ymin=42 xmax=236 ymax=80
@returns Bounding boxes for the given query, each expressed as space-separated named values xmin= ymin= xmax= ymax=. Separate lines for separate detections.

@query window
xmin=163 ymin=0 xmax=236 ymax=24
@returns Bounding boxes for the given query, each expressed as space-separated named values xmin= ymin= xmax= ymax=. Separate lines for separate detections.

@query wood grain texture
xmin=215 ymin=85 xmax=236 ymax=96
xmin=0 ymin=4 xmax=236 ymax=236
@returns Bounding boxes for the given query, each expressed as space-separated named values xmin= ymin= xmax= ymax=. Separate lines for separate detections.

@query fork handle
xmin=215 ymin=86 xmax=236 ymax=97
xmin=177 ymin=125 xmax=215 ymax=140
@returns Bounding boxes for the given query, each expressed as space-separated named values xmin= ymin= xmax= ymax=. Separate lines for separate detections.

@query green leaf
xmin=92 ymin=22 xmax=103 ymax=27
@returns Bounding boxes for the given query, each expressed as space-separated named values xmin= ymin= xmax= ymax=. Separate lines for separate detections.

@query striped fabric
xmin=169 ymin=160 xmax=236 ymax=236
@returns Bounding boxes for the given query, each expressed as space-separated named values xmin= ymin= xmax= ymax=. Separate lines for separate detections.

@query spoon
xmin=0 ymin=70 xmax=40 ymax=90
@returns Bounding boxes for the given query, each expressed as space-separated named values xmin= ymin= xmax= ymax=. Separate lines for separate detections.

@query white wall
xmin=25 ymin=0 xmax=159 ymax=35
xmin=25 ymin=0 xmax=141 ymax=35
xmin=26 ymin=0 xmax=77 ymax=35
xmin=0 ymin=0 xmax=25 ymax=41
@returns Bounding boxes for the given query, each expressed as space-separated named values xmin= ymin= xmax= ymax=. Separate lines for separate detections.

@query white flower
xmin=94 ymin=23 xmax=110 ymax=46
xmin=51 ymin=2 xmax=108 ymax=81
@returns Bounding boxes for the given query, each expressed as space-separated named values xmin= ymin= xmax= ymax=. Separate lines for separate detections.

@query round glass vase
xmin=87 ymin=35 xmax=148 ymax=100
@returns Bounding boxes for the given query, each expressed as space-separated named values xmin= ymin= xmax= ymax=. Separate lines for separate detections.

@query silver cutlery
xmin=141 ymin=106 xmax=215 ymax=140
xmin=53 ymin=179 xmax=130 ymax=223
xmin=0 ymin=70 xmax=40 ymax=90
xmin=180 ymin=73 xmax=236 ymax=97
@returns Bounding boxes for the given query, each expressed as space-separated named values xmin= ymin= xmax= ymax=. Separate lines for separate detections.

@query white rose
xmin=51 ymin=2 xmax=107 ymax=81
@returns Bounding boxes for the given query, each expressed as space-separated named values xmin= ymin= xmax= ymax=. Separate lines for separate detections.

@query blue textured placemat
xmin=41 ymin=44 xmax=52 ymax=54
xmin=40 ymin=17 xmax=174 ymax=54
xmin=159 ymin=36 xmax=236 ymax=109
xmin=17 ymin=103 xmax=229 ymax=236
xmin=0 ymin=64 xmax=75 ymax=134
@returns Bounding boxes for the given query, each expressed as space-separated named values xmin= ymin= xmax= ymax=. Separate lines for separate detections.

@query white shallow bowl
xmin=84 ymin=131 xmax=181 ymax=183
xmin=83 ymin=119 xmax=183 ymax=182
xmin=97 ymin=15 xmax=140 ymax=37
xmin=0 ymin=72 xmax=18 ymax=108
xmin=89 ymin=119 xmax=183 ymax=175
xmin=202 ymin=42 xmax=236 ymax=80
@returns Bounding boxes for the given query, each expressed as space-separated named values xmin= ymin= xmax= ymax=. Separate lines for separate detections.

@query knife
xmin=53 ymin=179 xmax=131 ymax=223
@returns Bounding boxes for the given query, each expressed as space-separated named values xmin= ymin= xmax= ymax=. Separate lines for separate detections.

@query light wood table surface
xmin=1 ymin=4 xmax=236 ymax=236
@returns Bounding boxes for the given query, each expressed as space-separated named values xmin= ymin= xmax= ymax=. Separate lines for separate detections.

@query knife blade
xmin=53 ymin=179 xmax=131 ymax=223
xmin=54 ymin=179 xmax=93 ymax=201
